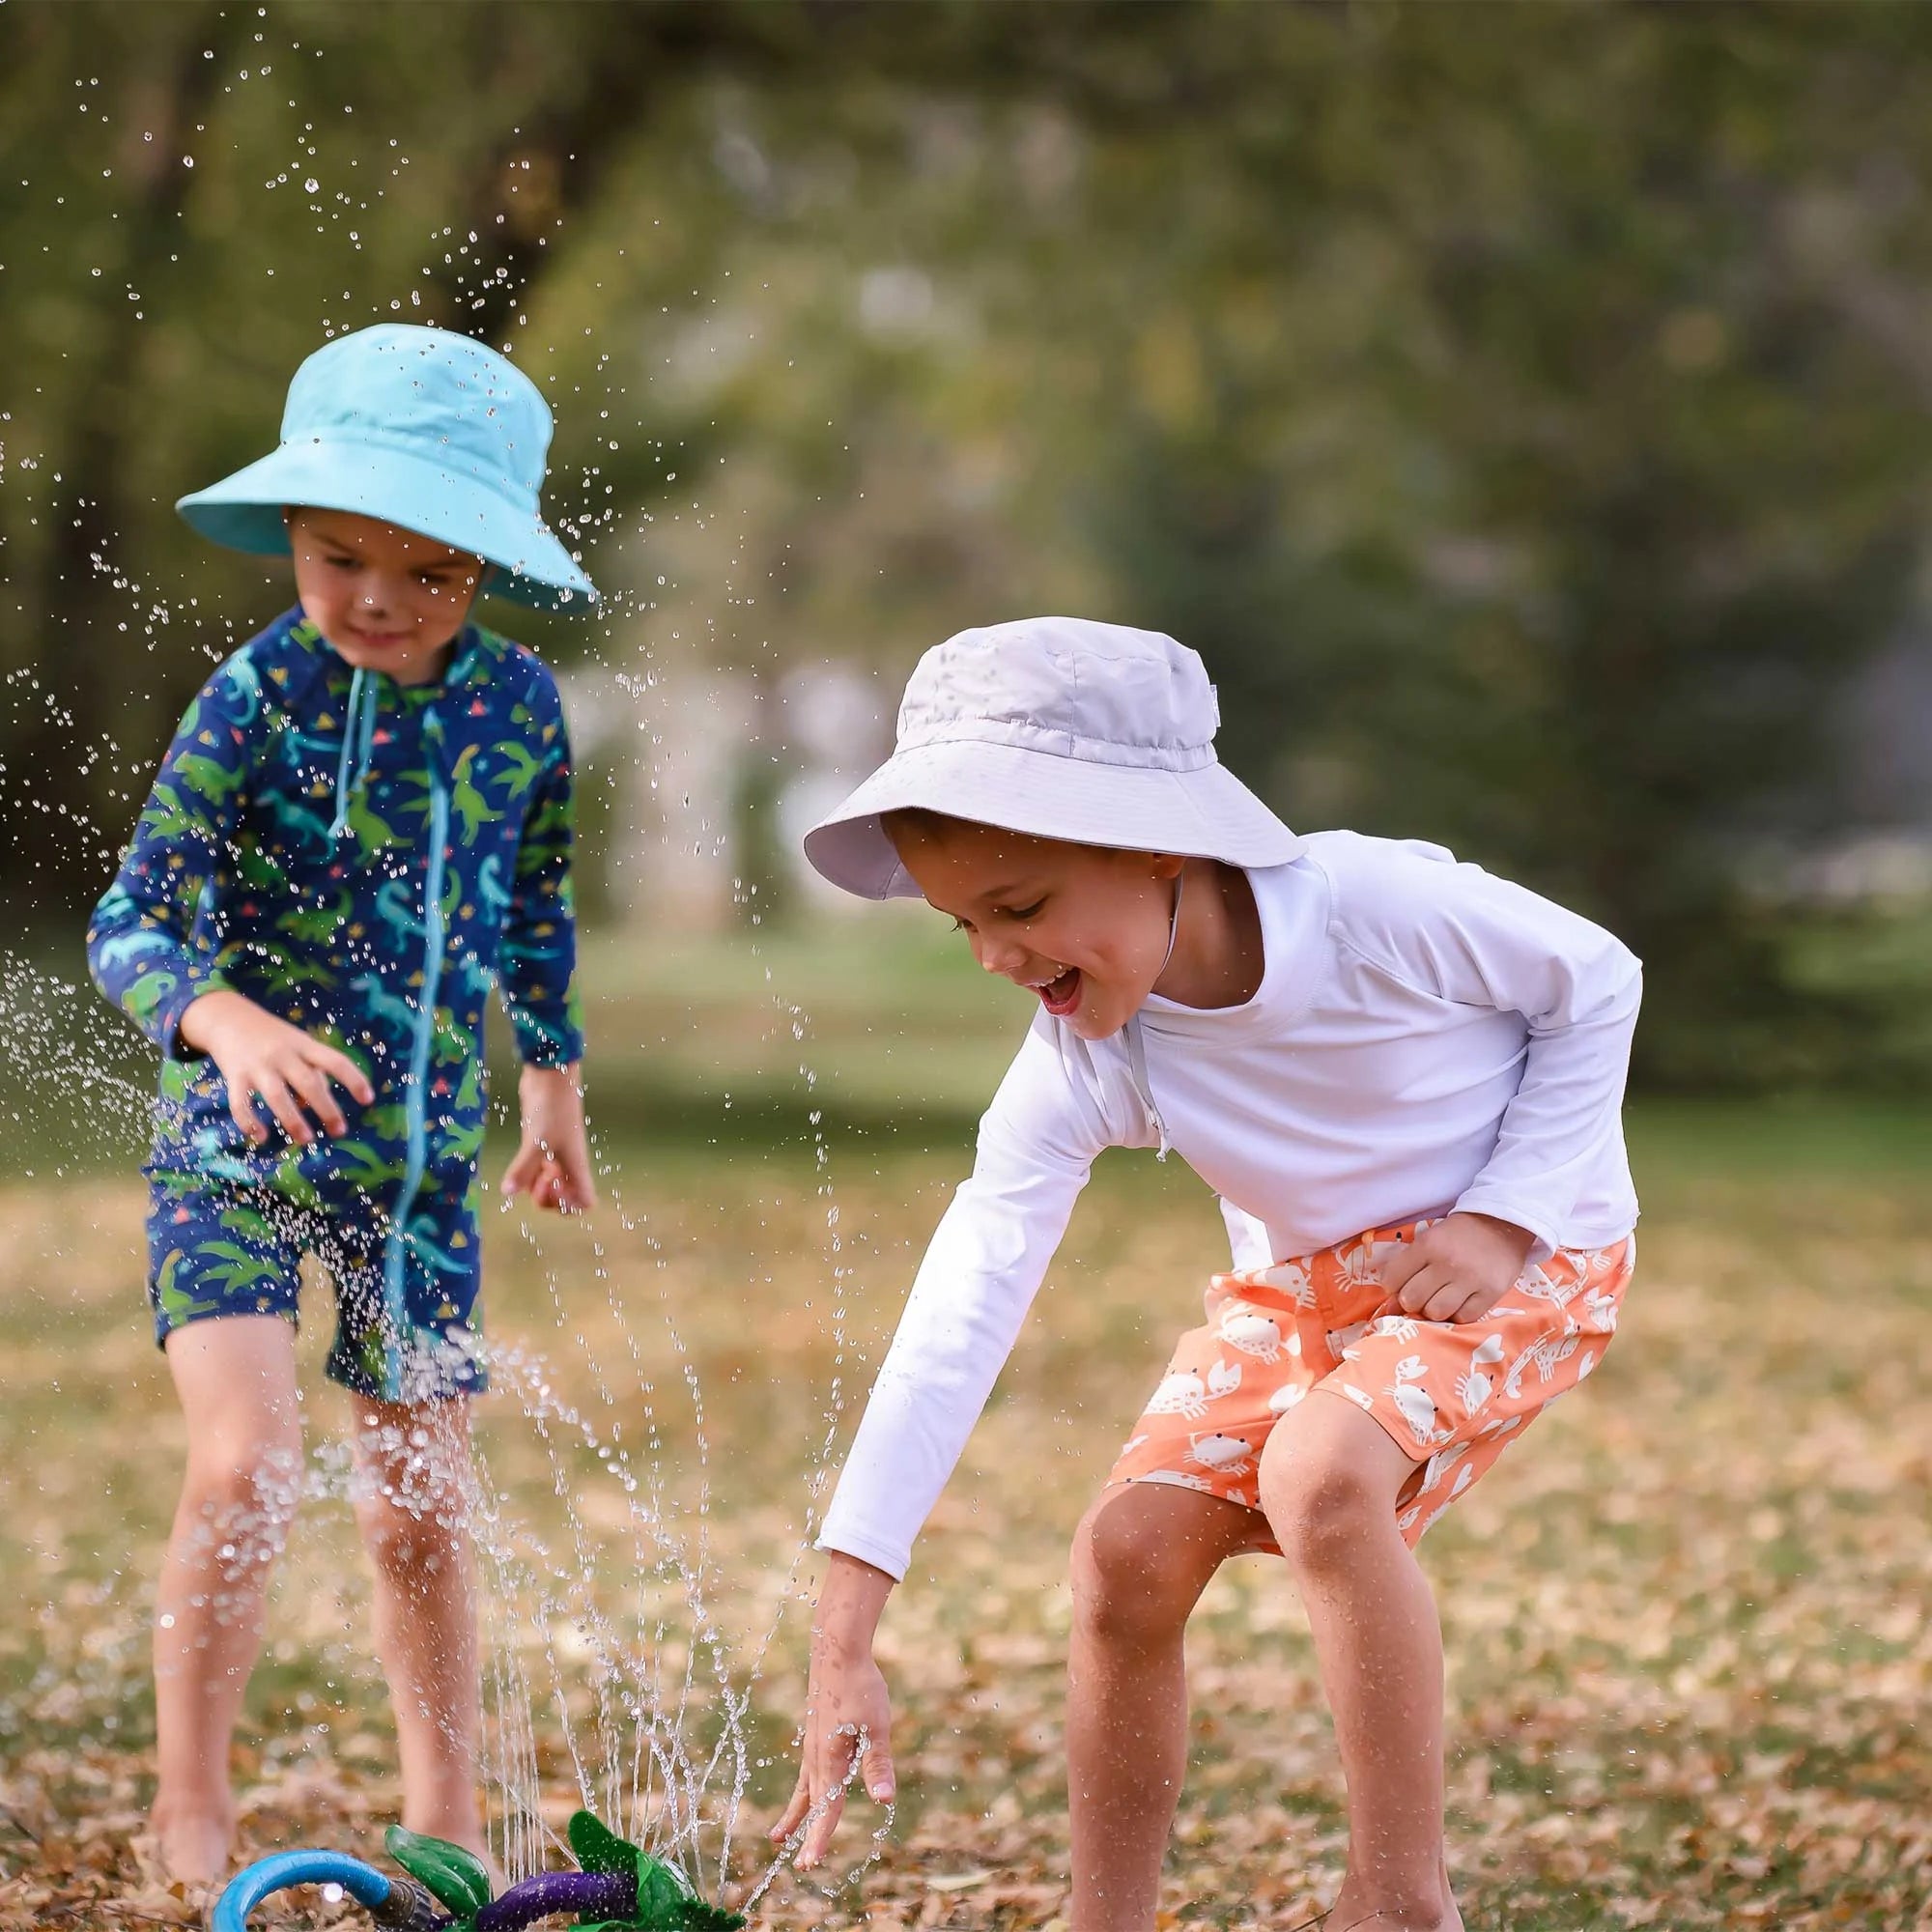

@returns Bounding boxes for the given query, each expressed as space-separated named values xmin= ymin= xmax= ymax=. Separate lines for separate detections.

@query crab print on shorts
xmin=1109 ymin=1221 xmax=1634 ymax=1548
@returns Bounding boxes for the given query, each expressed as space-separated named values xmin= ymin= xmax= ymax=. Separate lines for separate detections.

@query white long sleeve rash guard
xmin=819 ymin=831 xmax=1643 ymax=1580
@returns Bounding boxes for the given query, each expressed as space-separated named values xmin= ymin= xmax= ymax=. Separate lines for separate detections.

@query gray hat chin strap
xmin=1157 ymin=867 xmax=1186 ymax=980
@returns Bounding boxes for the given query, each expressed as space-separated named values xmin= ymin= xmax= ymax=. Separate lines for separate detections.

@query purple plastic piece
xmin=473 ymin=1868 xmax=636 ymax=1930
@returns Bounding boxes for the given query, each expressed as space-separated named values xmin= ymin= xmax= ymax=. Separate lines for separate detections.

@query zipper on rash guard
xmin=328 ymin=667 xmax=381 ymax=839
xmin=1124 ymin=1015 xmax=1172 ymax=1159
xmin=380 ymin=709 xmax=450 ymax=1397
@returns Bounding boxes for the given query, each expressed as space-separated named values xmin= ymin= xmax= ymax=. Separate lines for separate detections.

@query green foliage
xmin=7 ymin=4 xmax=1932 ymax=1084
xmin=1058 ymin=12 xmax=1932 ymax=1090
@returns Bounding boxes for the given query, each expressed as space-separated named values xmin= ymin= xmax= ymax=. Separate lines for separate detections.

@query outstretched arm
xmin=777 ymin=1019 xmax=1114 ymax=1865
xmin=496 ymin=719 xmax=586 ymax=1069
xmin=771 ymin=1552 xmax=898 ymax=1869
xmin=817 ymin=1020 xmax=1109 ymax=1578
xmin=88 ymin=656 xmax=374 ymax=1141
xmin=87 ymin=656 xmax=261 ymax=1054
xmin=497 ymin=711 xmax=593 ymax=1211
xmin=1334 ymin=840 xmax=1641 ymax=1317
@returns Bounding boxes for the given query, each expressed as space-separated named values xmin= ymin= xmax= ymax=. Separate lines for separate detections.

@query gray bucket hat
xmin=804 ymin=615 xmax=1303 ymax=898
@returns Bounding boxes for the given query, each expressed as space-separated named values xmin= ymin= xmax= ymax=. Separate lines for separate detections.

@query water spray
xmin=213 ymin=1808 xmax=748 ymax=1932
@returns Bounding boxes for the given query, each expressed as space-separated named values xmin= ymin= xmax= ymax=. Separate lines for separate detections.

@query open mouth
xmin=1037 ymin=966 xmax=1082 ymax=1017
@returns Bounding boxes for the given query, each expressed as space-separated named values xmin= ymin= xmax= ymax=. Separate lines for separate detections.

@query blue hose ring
xmin=212 ymin=1849 xmax=397 ymax=1932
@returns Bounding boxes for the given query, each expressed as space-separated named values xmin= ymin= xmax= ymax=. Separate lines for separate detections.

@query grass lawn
xmin=0 ymin=927 xmax=1928 ymax=1926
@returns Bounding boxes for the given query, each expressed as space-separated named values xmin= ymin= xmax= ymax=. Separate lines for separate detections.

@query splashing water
xmin=0 ymin=16 xmax=934 ymax=1909
xmin=0 ymin=972 xmax=876 ymax=1908
xmin=0 ymin=931 xmax=873 ymax=1908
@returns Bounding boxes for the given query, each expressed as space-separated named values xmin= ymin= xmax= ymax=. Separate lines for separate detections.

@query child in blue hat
xmin=87 ymin=325 xmax=599 ymax=1883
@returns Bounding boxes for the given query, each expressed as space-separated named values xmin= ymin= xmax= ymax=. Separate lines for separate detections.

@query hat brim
xmin=177 ymin=438 xmax=596 ymax=613
xmin=804 ymin=738 xmax=1304 ymax=899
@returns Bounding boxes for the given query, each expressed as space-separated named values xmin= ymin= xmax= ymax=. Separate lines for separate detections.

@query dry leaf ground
xmin=0 ymin=1108 xmax=1927 ymax=1929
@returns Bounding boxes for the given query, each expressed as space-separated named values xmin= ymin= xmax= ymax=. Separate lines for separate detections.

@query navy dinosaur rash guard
xmin=87 ymin=607 xmax=584 ymax=1389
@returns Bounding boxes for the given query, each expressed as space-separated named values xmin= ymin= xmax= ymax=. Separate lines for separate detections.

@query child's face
xmin=887 ymin=813 xmax=1184 ymax=1041
xmin=286 ymin=507 xmax=484 ymax=686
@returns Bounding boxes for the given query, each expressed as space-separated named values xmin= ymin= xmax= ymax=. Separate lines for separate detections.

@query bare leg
xmin=1259 ymin=1392 xmax=1459 ymax=1932
xmin=349 ymin=1395 xmax=485 ymax=1853
xmin=152 ymin=1317 xmax=305 ymax=1883
xmin=1067 ymin=1483 xmax=1268 ymax=1932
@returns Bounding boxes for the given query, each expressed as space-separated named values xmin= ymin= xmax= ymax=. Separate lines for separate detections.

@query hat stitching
xmin=894 ymin=720 xmax=1218 ymax=774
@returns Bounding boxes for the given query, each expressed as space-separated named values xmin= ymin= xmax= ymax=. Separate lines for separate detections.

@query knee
xmin=351 ymin=1422 xmax=471 ymax=1577
xmin=183 ymin=1430 xmax=303 ymax=1552
xmin=1258 ymin=1435 xmax=1383 ymax=1577
xmin=355 ymin=1492 xmax=464 ymax=1578
xmin=1070 ymin=1498 xmax=1208 ymax=1650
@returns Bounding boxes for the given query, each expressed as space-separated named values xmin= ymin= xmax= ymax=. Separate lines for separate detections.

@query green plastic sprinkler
xmin=211 ymin=1808 xmax=750 ymax=1932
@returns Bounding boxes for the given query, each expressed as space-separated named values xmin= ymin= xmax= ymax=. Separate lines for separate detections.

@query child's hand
xmin=178 ymin=988 xmax=375 ymax=1146
xmin=773 ymin=1552 xmax=897 ymax=1869
xmin=499 ymin=1063 xmax=595 ymax=1212
xmin=1381 ymin=1212 xmax=1537 ymax=1324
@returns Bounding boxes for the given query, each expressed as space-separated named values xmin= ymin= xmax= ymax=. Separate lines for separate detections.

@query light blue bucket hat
xmin=177 ymin=324 xmax=596 ymax=612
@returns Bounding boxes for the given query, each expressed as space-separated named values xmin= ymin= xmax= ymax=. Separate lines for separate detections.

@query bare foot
xmin=144 ymin=1798 xmax=236 ymax=1885
xmin=1323 ymin=1854 xmax=1463 ymax=1932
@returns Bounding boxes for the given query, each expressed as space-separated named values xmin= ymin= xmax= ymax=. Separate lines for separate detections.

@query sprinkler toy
xmin=212 ymin=1808 xmax=749 ymax=1932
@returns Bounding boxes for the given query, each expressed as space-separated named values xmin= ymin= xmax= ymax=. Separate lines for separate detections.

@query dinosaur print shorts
xmin=1109 ymin=1221 xmax=1634 ymax=1547
xmin=145 ymin=1163 xmax=487 ymax=1402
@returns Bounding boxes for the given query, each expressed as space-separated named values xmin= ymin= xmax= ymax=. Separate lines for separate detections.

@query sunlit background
xmin=3 ymin=7 xmax=1930 ymax=1928
xmin=9 ymin=1 xmax=1932 ymax=1117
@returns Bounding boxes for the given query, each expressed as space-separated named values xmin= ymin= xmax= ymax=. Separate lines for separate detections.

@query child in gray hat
xmin=777 ymin=616 xmax=1641 ymax=1932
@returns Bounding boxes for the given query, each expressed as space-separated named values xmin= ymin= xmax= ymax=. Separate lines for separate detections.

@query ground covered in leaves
xmin=0 ymin=1109 xmax=1928 ymax=1929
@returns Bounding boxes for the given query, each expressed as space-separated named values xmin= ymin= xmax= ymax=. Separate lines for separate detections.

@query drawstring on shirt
xmin=1158 ymin=867 xmax=1185 ymax=980
xmin=328 ymin=667 xmax=380 ymax=840
xmin=1124 ymin=867 xmax=1186 ymax=1160
xmin=1125 ymin=1015 xmax=1172 ymax=1159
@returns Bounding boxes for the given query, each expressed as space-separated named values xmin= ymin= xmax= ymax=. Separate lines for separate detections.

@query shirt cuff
xmin=506 ymin=1005 xmax=586 ymax=1066
xmin=156 ymin=967 xmax=226 ymax=1062
xmin=813 ymin=1522 xmax=911 ymax=1584
xmin=1447 ymin=1189 xmax=1560 ymax=1266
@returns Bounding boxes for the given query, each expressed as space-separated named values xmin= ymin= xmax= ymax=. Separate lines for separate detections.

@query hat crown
xmin=898 ymin=616 xmax=1222 ymax=774
xmin=279 ymin=326 xmax=551 ymax=513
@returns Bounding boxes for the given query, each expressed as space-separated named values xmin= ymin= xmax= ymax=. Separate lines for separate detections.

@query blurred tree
xmin=5 ymin=0 xmax=1932 ymax=1086
xmin=1062 ymin=9 xmax=1932 ymax=1087
xmin=0 ymin=0 xmax=1118 ymax=907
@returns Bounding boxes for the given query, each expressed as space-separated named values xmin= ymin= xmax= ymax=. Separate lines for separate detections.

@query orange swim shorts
xmin=1108 ymin=1221 xmax=1634 ymax=1547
